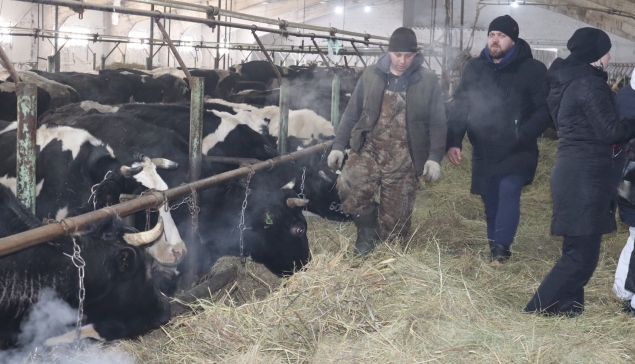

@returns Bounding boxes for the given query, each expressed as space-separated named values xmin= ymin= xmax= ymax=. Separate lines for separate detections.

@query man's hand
xmin=327 ymin=150 xmax=344 ymax=171
xmin=422 ymin=160 xmax=441 ymax=182
xmin=447 ymin=147 xmax=462 ymax=166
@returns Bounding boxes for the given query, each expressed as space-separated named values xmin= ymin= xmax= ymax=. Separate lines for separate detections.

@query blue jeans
xmin=480 ymin=173 xmax=527 ymax=247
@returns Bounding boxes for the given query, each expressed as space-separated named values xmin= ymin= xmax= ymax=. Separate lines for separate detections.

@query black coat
xmin=548 ymin=57 xmax=635 ymax=236
xmin=615 ymin=84 xmax=635 ymax=226
xmin=447 ymin=38 xmax=552 ymax=195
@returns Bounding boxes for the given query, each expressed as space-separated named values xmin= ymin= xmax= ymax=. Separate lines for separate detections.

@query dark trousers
xmin=525 ymin=234 xmax=602 ymax=315
xmin=481 ymin=173 xmax=527 ymax=247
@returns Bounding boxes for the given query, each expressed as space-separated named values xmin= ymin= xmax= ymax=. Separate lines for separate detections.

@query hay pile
xmin=121 ymin=139 xmax=635 ymax=363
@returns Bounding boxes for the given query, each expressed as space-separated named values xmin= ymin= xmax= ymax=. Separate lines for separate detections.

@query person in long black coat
xmin=525 ymin=28 xmax=635 ymax=316
xmin=446 ymin=15 xmax=552 ymax=263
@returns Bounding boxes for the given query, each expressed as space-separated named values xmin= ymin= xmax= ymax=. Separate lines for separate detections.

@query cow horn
xmin=318 ymin=170 xmax=334 ymax=184
xmin=281 ymin=179 xmax=296 ymax=190
xmin=151 ymin=158 xmax=179 ymax=170
xmin=286 ymin=198 xmax=309 ymax=208
xmin=123 ymin=217 xmax=164 ymax=246
xmin=120 ymin=165 xmax=143 ymax=178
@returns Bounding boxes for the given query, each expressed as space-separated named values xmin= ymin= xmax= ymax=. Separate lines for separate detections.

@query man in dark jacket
xmin=446 ymin=15 xmax=552 ymax=263
xmin=327 ymin=27 xmax=447 ymax=256
xmin=612 ymin=70 xmax=635 ymax=314
xmin=525 ymin=28 xmax=635 ymax=316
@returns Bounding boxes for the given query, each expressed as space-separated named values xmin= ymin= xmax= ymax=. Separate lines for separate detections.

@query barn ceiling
xmin=534 ymin=0 xmax=635 ymax=42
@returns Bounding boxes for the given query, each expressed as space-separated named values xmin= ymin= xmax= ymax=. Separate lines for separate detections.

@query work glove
xmin=422 ymin=160 xmax=441 ymax=182
xmin=327 ymin=150 xmax=344 ymax=171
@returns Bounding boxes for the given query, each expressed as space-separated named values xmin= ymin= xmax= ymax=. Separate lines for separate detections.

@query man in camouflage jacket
xmin=328 ymin=27 xmax=447 ymax=255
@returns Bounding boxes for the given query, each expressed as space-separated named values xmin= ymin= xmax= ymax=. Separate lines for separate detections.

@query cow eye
xmin=291 ymin=224 xmax=306 ymax=236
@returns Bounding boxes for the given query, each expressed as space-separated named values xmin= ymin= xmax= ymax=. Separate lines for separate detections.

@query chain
xmin=298 ymin=166 xmax=307 ymax=200
xmin=238 ymin=168 xmax=254 ymax=266
xmin=87 ymin=170 xmax=113 ymax=210
xmin=63 ymin=238 xmax=86 ymax=343
xmin=319 ymin=146 xmax=327 ymax=165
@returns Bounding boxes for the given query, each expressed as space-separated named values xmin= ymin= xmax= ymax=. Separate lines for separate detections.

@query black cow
xmin=31 ymin=70 xmax=131 ymax=105
xmin=99 ymin=69 xmax=165 ymax=103
xmin=39 ymin=104 xmax=310 ymax=284
xmin=0 ymin=122 xmax=187 ymax=268
xmin=0 ymin=184 xmax=170 ymax=349
xmin=0 ymin=80 xmax=51 ymax=121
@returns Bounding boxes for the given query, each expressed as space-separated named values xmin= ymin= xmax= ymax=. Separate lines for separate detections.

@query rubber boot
xmin=353 ymin=210 xmax=379 ymax=256
xmin=490 ymin=242 xmax=512 ymax=264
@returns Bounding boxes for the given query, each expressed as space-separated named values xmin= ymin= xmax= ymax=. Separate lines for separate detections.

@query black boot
xmin=352 ymin=211 xmax=379 ymax=256
xmin=490 ymin=243 xmax=512 ymax=264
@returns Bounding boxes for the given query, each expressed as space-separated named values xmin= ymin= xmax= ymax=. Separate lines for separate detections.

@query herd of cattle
xmin=0 ymin=61 xmax=362 ymax=349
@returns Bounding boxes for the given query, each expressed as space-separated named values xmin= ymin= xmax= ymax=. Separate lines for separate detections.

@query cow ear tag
xmin=265 ymin=213 xmax=273 ymax=227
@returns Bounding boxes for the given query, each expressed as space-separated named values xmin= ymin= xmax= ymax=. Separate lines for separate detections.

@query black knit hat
xmin=567 ymin=27 xmax=612 ymax=63
xmin=488 ymin=15 xmax=519 ymax=42
xmin=388 ymin=27 xmax=418 ymax=53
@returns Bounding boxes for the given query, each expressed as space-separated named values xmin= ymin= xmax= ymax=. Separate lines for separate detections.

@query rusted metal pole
xmin=154 ymin=14 xmax=193 ymax=86
xmin=252 ymin=30 xmax=281 ymax=83
xmin=0 ymin=44 xmax=21 ymax=87
xmin=0 ymin=141 xmax=333 ymax=258
xmin=278 ymin=78 xmax=290 ymax=155
xmin=331 ymin=73 xmax=340 ymax=132
xmin=188 ymin=77 xmax=204 ymax=237
xmin=16 ymin=83 xmax=37 ymax=214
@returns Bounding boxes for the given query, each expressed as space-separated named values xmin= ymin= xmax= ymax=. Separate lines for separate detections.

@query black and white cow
xmin=0 ymin=184 xmax=171 ymax=349
xmin=0 ymin=80 xmax=51 ymax=122
xmin=150 ymin=67 xmax=237 ymax=99
xmin=39 ymin=104 xmax=310 ymax=282
xmin=0 ymin=122 xmax=187 ymax=267
xmin=98 ymin=68 xmax=165 ymax=103
xmin=1 ymin=70 xmax=80 ymax=109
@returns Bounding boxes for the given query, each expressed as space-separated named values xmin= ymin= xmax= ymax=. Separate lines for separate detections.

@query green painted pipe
xmin=16 ymin=83 xmax=37 ymax=214
xmin=331 ymin=73 xmax=341 ymax=132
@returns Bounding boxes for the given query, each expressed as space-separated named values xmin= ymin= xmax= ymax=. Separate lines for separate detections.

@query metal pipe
xmin=310 ymin=38 xmax=331 ymax=71
xmin=0 ymin=44 xmax=21 ymax=87
xmin=206 ymin=156 xmax=261 ymax=165
xmin=252 ymin=30 xmax=282 ymax=82
xmin=277 ymin=78 xmax=290 ymax=155
xmin=460 ymin=0 xmax=464 ymax=51
xmin=153 ymin=15 xmax=193 ymax=85
xmin=16 ymin=83 xmax=37 ymax=214
xmin=350 ymin=42 xmax=367 ymax=67
xmin=331 ymin=73 xmax=340 ymax=132
xmin=47 ymin=56 xmax=54 ymax=72
xmin=148 ymin=4 xmax=154 ymax=70
xmin=127 ymin=0 xmax=396 ymax=45
xmin=186 ymin=76 xmax=204 ymax=279
xmin=54 ymin=5 xmax=59 ymax=72
xmin=0 ymin=141 xmax=333 ymax=258
xmin=215 ymin=0 xmax=220 ymax=69
xmin=14 ymin=0 xmax=391 ymax=47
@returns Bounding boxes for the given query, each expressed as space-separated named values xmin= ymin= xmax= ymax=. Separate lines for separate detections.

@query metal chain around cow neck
xmin=238 ymin=167 xmax=255 ymax=266
xmin=298 ymin=167 xmax=307 ymax=201
xmin=64 ymin=237 xmax=86 ymax=343
xmin=87 ymin=170 xmax=114 ymax=211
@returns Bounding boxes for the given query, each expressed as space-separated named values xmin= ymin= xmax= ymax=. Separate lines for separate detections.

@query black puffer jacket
xmin=447 ymin=39 xmax=552 ymax=195
xmin=548 ymin=56 xmax=635 ymax=236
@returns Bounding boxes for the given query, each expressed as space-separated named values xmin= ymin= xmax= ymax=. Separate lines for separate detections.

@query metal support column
xmin=92 ymin=52 xmax=96 ymax=70
xmin=16 ymin=83 xmax=37 ymax=213
xmin=147 ymin=4 xmax=154 ymax=70
xmin=47 ymin=56 xmax=54 ymax=72
xmin=331 ymin=73 xmax=340 ymax=132
xmin=278 ymin=78 xmax=290 ymax=155
xmin=54 ymin=5 xmax=60 ymax=72
xmin=154 ymin=15 xmax=194 ymax=85
xmin=187 ymin=76 xmax=204 ymax=240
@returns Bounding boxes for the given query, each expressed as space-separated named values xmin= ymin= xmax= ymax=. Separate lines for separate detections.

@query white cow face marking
xmin=130 ymin=157 xmax=186 ymax=266
xmin=203 ymin=111 xmax=242 ymax=154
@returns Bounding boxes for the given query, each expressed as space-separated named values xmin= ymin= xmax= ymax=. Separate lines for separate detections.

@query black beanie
xmin=388 ymin=27 xmax=418 ymax=52
xmin=567 ymin=27 xmax=612 ymax=63
xmin=488 ymin=15 xmax=519 ymax=42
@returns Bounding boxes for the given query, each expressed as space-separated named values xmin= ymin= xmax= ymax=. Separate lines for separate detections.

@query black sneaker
xmin=622 ymin=300 xmax=635 ymax=316
xmin=490 ymin=243 xmax=512 ymax=264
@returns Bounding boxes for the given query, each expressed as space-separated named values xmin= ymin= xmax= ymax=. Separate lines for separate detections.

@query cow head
xmin=76 ymin=217 xmax=171 ymax=341
xmin=242 ymin=180 xmax=311 ymax=275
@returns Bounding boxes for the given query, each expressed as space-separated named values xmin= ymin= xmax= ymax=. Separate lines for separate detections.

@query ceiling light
xmin=335 ymin=6 xmax=343 ymax=14
xmin=364 ymin=5 xmax=371 ymax=12
xmin=510 ymin=0 xmax=519 ymax=7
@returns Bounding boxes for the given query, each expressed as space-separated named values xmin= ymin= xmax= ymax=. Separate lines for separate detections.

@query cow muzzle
xmin=123 ymin=217 xmax=164 ymax=246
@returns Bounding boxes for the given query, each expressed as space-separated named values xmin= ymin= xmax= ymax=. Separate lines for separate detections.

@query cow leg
xmin=44 ymin=324 xmax=104 ymax=346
